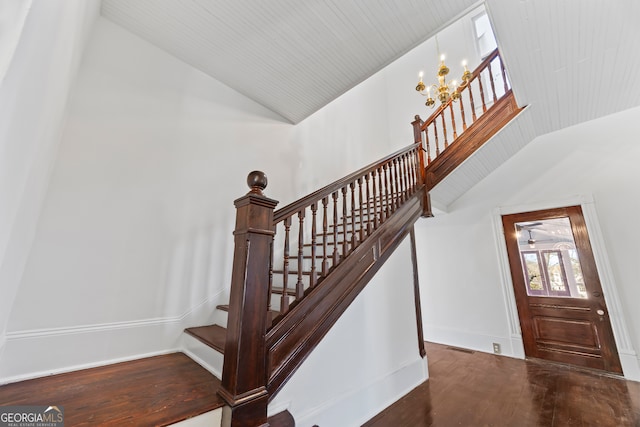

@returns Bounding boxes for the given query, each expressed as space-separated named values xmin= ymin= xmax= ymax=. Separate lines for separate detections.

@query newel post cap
xmin=247 ymin=170 xmax=268 ymax=195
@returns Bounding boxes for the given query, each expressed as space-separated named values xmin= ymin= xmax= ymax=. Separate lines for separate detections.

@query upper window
xmin=472 ymin=12 xmax=497 ymax=59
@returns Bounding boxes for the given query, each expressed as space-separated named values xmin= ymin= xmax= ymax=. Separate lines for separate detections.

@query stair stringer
xmin=265 ymin=190 xmax=424 ymax=398
xmin=429 ymin=104 xmax=535 ymax=209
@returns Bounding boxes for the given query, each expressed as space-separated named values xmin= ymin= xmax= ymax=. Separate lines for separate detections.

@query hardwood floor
xmin=1 ymin=343 xmax=638 ymax=426
xmin=363 ymin=342 xmax=640 ymax=427
xmin=0 ymin=353 xmax=224 ymax=426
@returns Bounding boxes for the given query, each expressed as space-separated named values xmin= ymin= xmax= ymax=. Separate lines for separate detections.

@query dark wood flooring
xmin=363 ymin=342 xmax=640 ymax=427
xmin=0 ymin=353 xmax=224 ymax=426
xmin=2 ymin=343 xmax=638 ymax=426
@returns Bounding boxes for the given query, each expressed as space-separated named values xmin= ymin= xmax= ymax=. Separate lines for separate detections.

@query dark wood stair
xmin=182 ymin=321 xmax=296 ymax=425
xmin=184 ymin=324 xmax=226 ymax=354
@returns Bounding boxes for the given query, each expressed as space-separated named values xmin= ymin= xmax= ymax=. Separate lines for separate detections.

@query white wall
xmin=270 ymin=237 xmax=427 ymax=427
xmin=0 ymin=4 xmax=510 ymax=422
xmin=260 ymin=10 xmax=487 ymax=421
xmin=415 ymin=105 xmax=640 ymax=381
xmin=293 ymin=6 xmax=484 ymax=195
xmin=0 ymin=17 xmax=297 ymax=383
xmin=0 ymin=0 xmax=100 ymax=368
xmin=0 ymin=0 xmax=32 ymax=81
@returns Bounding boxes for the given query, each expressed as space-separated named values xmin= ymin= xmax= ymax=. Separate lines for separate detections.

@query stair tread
xmin=217 ymin=304 xmax=280 ymax=318
xmin=185 ymin=324 xmax=226 ymax=354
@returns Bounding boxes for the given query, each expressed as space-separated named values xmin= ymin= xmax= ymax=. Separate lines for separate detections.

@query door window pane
xmin=521 ymin=251 xmax=545 ymax=295
xmin=514 ymin=217 xmax=587 ymax=298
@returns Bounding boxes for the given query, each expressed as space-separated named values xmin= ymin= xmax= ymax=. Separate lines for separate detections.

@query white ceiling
xmin=102 ymin=0 xmax=640 ymax=128
xmin=487 ymin=0 xmax=640 ymax=136
xmin=101 ymin=0 xmax=479 ymax=123
xmin=101 ymin=0 xmax=640 ymax=206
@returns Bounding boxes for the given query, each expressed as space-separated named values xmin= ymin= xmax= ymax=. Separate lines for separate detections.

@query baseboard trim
xmin=168 ymin=408 xmax=222 ymax=426
xmin=619 ymin=350 xmax=640 ymax=382
xmin=0 ymin=347 xmax=178 ymax=386
xmin=293 ymin=356 xmax=428 ymax=427
xmin=424 ymin=325 xmax=523 ymax=359
xmin=0 ymin=291 xmax=225 ymax=384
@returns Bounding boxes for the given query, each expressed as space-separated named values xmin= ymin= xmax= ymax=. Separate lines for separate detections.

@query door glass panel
xmin=514 ymin=217 xmax=587 ymax=298
xmin=521 ymin=251 xmax=545 ymax=295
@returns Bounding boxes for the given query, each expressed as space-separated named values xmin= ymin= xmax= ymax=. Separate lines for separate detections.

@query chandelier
xmin=415 ymin=54 xmax=472 ymax=108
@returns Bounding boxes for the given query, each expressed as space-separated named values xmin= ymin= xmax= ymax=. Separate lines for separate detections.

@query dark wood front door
xmin=502 ymin=206 xmax=622 ymax=374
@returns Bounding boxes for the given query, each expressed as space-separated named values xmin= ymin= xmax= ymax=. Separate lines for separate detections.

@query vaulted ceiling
xmin=101 ymin=0 xmax=640 ymax=207
xmin=102 ymin=0 xmax=640 ymax=129
xmin=101 ymin=0 xmax=479 ymax=123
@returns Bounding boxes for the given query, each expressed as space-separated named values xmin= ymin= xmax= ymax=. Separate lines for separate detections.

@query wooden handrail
xmin=274 ymin=143 xmax=420 ymax=222
xmin=221 ymin=143 xmax=430 ymax=424
xmin=269 ymin=143 xmax=425 ymax=326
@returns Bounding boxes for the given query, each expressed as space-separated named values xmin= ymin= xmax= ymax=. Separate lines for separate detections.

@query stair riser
xmin=212 ymin=309 xmax=228 ymax=329
xmin=181 ymin=334 xmax=224 ymax=378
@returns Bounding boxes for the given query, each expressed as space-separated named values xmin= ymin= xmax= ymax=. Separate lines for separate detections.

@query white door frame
xmin=491 ymin=193 xmax=640 ymax=381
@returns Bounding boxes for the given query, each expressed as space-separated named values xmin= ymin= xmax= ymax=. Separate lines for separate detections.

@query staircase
xmin=182 ymin=140 xmax=429 ymax=425
xmin=0 ymin=48 xmax=522 ymax=427
xmin=176 ymin=47 xmax=522 ymax=427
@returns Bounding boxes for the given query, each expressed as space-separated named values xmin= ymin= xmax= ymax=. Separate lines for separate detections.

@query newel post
xmin=411 ymin=115 xmax=433 ymax=217
xmin=219 ymin=171 xmax=278 ymax=427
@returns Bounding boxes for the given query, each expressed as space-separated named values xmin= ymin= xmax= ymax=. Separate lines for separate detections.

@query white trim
xmin=424 ymin=324 xmax=522 ymax=358
xmin=491 ymin=208 xmax=521 ymax=338
xmin=5 ymin=290 xmax=224 ymax=340
xmin=580 ymin=201 xmax=633 ymax=350
xmin=293 ymin=356 xmax=427 ymax=427
xmin=0 ymin=291 xmax=227 ymax=384
xmin=5 ymin=316 xmax=182 ymax=340
xmin=0 ymin=348 xmax=179 ymax=386
xmin=492 ymin=194 xmax=640 ymax=381
xmin=168 ymin=408 xmax=222 ymax=427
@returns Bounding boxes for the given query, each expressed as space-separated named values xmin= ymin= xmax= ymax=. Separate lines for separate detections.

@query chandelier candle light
xmin=415 ymin=55 xmax=472 ymax=108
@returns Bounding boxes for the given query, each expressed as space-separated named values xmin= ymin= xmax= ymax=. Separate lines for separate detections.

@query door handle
xmin=596 ymin=309 xmax=605 ymax=315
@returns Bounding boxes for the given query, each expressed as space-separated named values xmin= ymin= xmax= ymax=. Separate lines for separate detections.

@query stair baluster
xmin=310 ymin=202 xmax=317 ymax=289
xmin=412 ymin=48 xmax=521 ymax=192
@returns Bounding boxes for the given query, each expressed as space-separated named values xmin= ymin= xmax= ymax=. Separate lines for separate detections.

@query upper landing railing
xmin=412 ymin=48 xmax=522 ymax=189
xmin=413 ymin=48 xmax=511 ymax=162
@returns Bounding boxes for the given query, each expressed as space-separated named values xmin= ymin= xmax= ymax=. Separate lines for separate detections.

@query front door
xmin=502 ymin=206 xmax=622 ymax=374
